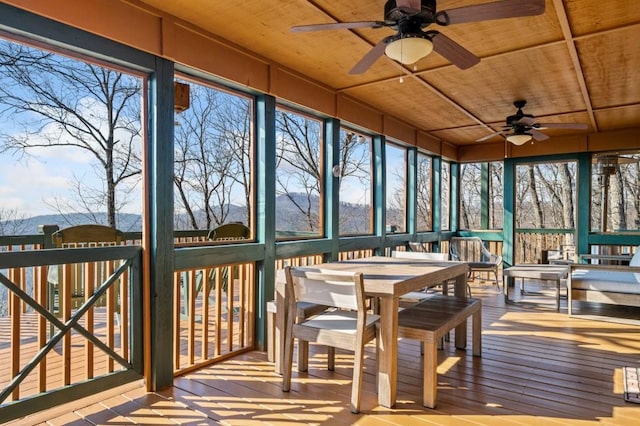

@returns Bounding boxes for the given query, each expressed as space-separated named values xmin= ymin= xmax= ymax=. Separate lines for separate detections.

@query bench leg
xmin=267 ymin=300 xmax=280 ymax=362
xmin=455 ymin=322 xmax=467 ymax=350
xmin=328 ymin=346 xmax=335 ymax=371
xmin=472 ymin=310 xmax=482 ymax=357
xmin=423 ymin=340 xmax=438 ymax=408
xmin=298 ymin=340 xmax=309 ymax=372
xmin=267 ymin=306 xmax=275 ymax=362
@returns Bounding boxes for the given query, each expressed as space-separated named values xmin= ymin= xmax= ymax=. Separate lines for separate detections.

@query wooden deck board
xmin=7 ymin=282 xmax=640 ymax=425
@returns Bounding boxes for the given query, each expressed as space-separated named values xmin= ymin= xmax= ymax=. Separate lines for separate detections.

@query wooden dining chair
xmin=282 ymin=266 xmax=379 ymax=413
xmin=184 ymin=223 xmax=251 ymax=317
xmin=48 ymin=224 xmax=124 ymax=315
xmin=206 ymin=222 xmax=250 ymax=241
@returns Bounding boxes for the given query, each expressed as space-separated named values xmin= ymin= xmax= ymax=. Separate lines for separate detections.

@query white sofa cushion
xmin=631 ymin=246 xmax=640 ymax=281
xmin=572 ymin=269 xmax=640 ymax=293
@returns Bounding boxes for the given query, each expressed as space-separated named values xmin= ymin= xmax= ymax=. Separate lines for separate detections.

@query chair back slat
xmin=392 ymin=251 xmax=448 ymax=261
xmin=52 ymin=224 xmax=123 ymax=247
xmin=49 ymin=224 xmax=125 ymax=313
xmin=450 ymin=237 xmax=488 ymax=262
xmin=207 ymin=223 xmax=250 ymax=241
xmin=286 ymin=267 xmax=363 ymax=311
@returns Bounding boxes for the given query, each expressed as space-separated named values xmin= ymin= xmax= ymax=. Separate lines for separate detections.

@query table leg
xmin=555 ymin=279 xmax=560 ymax=311
xmin=504 ymin=275 xmax=512 ymax=305
xmin=377 ymin=296 xmax=398 ymax=408
xmin=454 ymin=273 xmax=467 ymax=349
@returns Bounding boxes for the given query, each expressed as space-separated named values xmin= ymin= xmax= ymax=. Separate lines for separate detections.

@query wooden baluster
xmin=214 ymin=267 xmax=222 ymax=357
xmin=85 ymin=261 xmax=95 ymax=378
xmin=187 ymin=269 xmax=196 ymax=365
xmin=201 ymin=267 xmax=210 ymax=360
xmin=62 ymin=262 xmax=72 ymax=386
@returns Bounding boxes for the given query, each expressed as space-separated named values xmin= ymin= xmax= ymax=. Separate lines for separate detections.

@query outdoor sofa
xmin=568 ymin=246 xmax=640 ymax=315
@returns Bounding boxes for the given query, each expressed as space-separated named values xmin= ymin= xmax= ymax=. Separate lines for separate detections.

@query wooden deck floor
xmin=10 ymin=281 xmax=640 ymax=425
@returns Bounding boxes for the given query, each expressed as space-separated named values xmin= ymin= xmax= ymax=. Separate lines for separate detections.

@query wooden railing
xmin=0 ymin=243 xmax=143 ymax=421
xmin=1 ymin=225 xmax=636 ymax=420
xmin=515 ymin=229 xmax=575 ymax=264
xmin=173 ymin=262 xmax=255 ymax=374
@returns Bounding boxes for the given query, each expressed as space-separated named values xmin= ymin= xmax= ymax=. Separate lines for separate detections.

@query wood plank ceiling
xmin=136 ymin=0 xmax=640 ymax=149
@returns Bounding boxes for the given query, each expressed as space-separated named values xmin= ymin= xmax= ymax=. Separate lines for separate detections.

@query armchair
xmin=47 ymin=224 xmax=125 ymax=336
xmin=450 ymin=236 xmax=502 ymax=289
xmin=48 ymin=224 xmax=124 ymax=314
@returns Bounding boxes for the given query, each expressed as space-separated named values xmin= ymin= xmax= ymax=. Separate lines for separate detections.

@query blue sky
xmin=0 ymin=123 xmax=143 ymax=218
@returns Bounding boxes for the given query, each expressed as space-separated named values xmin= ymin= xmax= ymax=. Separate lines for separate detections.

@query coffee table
xmin=503 ymin=264 xmax=569 ymax=311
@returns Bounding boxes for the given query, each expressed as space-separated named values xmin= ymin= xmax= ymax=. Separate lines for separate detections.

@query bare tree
xmin=0 ymin=208 xmax=29 ymax=236
xmin=0 ymin=41 xmax=141 ymax=229
xmin=174 ymin=84 xmax=251 ymax=229
xmin=387 ymin=167 xmax=406 ymax=232
xmin=534 ymin=163 xmax=575 ymax=228
xmin=611 ymin=167 xmax=627 ymax=230
xmin=213 ymin=96 xmax=252 ymax=229
xmin=559 ymin=163 xmax=575 ymax=229
xmin=457 ymin=161 xmax=504 ymax=230
xmin=528 ymin=165 xmax=544 ymax=228
xmin=338 ymin=132 xmax=373 ymax=235
xmin=489 ymin=162 xmax=503 ymax=228
xmin=416 ymin=154 xmax=432 ymax=231
xmin=275 ymin=109 xmax=321 ymax=233
xmin=441 ymin=161 xmax=451 ymax=230
xmin=630 ymin=163 xmax=640 ymax=229
xmin=338 ymin=132 xmax=370 ymax=180
xmin=460 ymin=163 xmax=482 ymax=229
xmin=515 ymin=165 xmax=533 ymax=227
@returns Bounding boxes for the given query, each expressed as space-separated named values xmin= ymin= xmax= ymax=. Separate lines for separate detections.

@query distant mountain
xmin=2 ymin=193 xmax=380 ymax=236
xmin=4 ymin=213 xmax=143 ymax=235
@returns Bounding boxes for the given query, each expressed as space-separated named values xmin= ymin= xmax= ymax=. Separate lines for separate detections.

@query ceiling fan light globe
xmin=385 ymin=36 xmax=433 ymax=65
xmin=506 ymin=134 xmax=532 ymax=145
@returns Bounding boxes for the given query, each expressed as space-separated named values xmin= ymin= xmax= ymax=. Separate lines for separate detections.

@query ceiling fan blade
xmin=438 ymin=0 xmax=545 ymax=26
xmin=535 ymin=122 xmax=589 ymax=130
xmin=518 ymin=116 xmax=536 ymax=126
xmin=476 ymin=131 xmax=505 ymax=142
xmin=349 ymin=37 xmax=390 ymax=75
xmin=529 ymin=128 xmax=549 ymax=141
xmin=291 ymin=21 xmax=385 ymax=32
xmin=431 ymin=32 xmax=480 ymax=69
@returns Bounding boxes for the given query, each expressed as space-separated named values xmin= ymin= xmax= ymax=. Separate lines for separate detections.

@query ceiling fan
xmin=476 ymin=100 xmax=589 ymax=145
xmin=291 ymin=0 xmax=546 ymax=74
xmin=593 ymin=153 xmax=640 ymax=176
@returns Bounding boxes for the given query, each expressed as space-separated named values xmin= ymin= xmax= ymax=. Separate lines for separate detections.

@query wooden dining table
xmin=274 ymin=255 xmax=469 ymax=408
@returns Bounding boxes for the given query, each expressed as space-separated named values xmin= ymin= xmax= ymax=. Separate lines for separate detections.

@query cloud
xmin=0 ymin=156 xmax=87 ymax=216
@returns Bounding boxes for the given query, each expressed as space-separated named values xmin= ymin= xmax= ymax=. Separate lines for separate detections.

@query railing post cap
xmin=38 ymin=224 xmax=60 ymax=234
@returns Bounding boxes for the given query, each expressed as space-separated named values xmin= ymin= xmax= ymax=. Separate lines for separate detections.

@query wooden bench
xmin=397 ymin=295 xmax=482 ymax=408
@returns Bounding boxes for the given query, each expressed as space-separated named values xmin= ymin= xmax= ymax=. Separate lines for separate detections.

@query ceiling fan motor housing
xmin=506 ymin=112 xmax=533 ymax=128
xmin=506 ymin=100 xmax=533 ymax=128
xmin=385 ymin=0 xmax=436 ymax=23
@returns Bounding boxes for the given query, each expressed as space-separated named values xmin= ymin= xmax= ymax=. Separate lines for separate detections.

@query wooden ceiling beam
xmin=551 ymin=0 xmax=597 ymax=132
